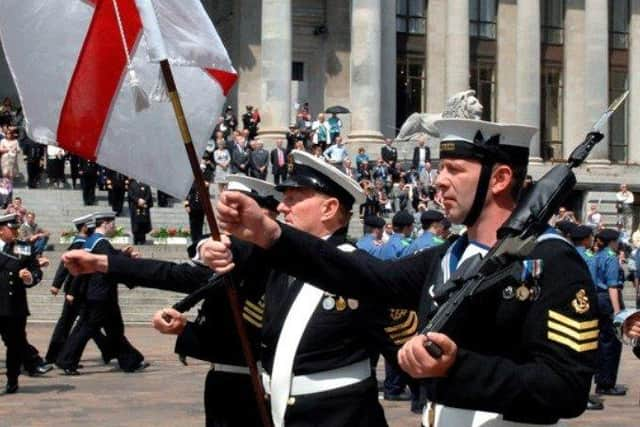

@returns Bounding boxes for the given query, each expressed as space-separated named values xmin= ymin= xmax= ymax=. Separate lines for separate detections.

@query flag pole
xmin=132 ymin=1 xmax=270 ymax=425
xmin=159 ymin=59 xmax=272 ymax=427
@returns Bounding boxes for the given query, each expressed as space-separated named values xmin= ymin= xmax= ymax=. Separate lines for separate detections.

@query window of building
xmin=469 ymin=61 xmax=496 ymax=121
xmin=469 ymin=0 xmax=497 ymax=40
xmin=292 ymin=62 xmax=304 ymax=82
xmin=396 ymin=0 xmax=426 ymax=34
xmin=396 ymin=59 xmax=425 ymax=128
xmin=541 ymin=65 xmax=563 ymax=161
xmin=541 ymin=0 xmax=564 ymax=45
xmin=610 ymin=0 xmax=630 ymax=49
xmin=609 ymin=69 xmax=628 ymax=163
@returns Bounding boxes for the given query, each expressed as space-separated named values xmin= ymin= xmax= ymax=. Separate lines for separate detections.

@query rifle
xmin=422 ymin=91 xmax=629 ymax=358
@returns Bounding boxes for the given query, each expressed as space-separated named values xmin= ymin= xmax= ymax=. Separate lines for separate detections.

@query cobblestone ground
xmin=1 ymin=324 xmax=638 ymax=427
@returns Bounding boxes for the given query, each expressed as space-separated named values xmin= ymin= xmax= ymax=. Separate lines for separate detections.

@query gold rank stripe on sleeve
xmin=384 ymin=311 xmax=418 ymax=334
xmin=244 ymin=300 xmax=265 ymax=315
xmin=548 ymin=310 xmax=598 ymax=330
xmin=242 ymin=311 xmax=263 ymax=328
xmin=242 ymin=302 xmax=264 ymax=328
xmin=547 ymin=310 xmax=599 ymax=352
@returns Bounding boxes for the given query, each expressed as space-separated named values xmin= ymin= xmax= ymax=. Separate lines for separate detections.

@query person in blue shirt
xmin=403 ymin=210 xmax=446 ymax=256
xmin=570 ymin=225 xmax=597 ymax=284
xmin=373 ymin=210 xmax=413 ymax=260
xmin=593 ymin=229 xmax=625 ymax=396
xmin=356 ymin=215 xmax=385 ymax=255
xmin=569 ymin=224 xmax=603 ymax=410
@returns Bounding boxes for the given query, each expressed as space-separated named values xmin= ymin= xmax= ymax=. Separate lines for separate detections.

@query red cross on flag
xmin=0 ymin=0 xmax=237 ymax=198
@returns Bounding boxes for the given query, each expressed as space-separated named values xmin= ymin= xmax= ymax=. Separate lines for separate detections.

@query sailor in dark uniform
xmin=200 ymin=150 xmax=417 ymax=427
xmin=56 ymin=212 xmax=146 ymax=374
xmin=105 ymin=169 xmax=128 ymax=216
xmin=0 ymin=213 xmax=43 ymax=394
xmin=78 ymin=158 xmax=98 ymax=206
xmin=210 ymin=119 xmax=600 ymax=426
xmin=61 ymin=175 xmax=282 ymax=427
xmin=45 ymin=214 xmax=112 ymax=364
xmin=184 ymin=182 xmax=206 ymax=245
xmin=127 ymin=179 xmax=154 ymax=245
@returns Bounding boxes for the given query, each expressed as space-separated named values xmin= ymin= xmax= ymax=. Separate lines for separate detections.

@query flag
xmin=0 ymin=0 xmax=237 ymax=198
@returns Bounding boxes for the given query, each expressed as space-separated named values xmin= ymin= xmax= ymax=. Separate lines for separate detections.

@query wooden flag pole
xmin=159 ymin=59 xmax=272 ymax=427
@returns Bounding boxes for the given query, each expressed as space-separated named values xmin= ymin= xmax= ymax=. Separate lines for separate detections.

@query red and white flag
xmin=0 ymin=0 xmax=237 ymax=197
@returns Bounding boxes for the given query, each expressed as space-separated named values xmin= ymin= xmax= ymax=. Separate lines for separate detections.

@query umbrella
xmin=325 ymin=105 xmax=350 ymax=114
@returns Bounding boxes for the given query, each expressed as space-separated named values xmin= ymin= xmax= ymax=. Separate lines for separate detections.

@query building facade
xmin=1 ymin=0 xmax=639 ymax=222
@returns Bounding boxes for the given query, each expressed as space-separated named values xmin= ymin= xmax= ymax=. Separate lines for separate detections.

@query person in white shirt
xmin=616 ymin=184 xmax=634 ymax=232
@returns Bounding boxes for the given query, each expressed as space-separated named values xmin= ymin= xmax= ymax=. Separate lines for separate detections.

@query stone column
xmin=235 ymin=0 xmax=262 ymax=124
xmin=516 ymin=0 xmax=541 ymax=160
xmin=563 ymin=1 xmax=586 ymax=159
xmin=349 ymin=0 xmax=384 ymax=151
xmin=496 ymin=0 xmax=517 ymax=123
xmin=324 ymin=0 xmax=351 ymax=134
xmin=446 ymin=0 xmax=470 ymax=95
xmin=259 ymin=0 xmax=291 ymax=146
xmin=584 ymin=0 xmax=610 ymax=162
xmin=380 ymin=0 xmax=396 ymax=138
xmin=629 ymin=0 xmax=640 ymax=163
xmin=425 ymin=0 xmax=447 ymax=112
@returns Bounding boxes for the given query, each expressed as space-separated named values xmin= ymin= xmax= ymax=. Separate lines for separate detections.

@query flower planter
xmin=109 ymin=236 xmax=131 ymax=245
xmin=153 ymin=236 xmax=189 ymax=245
xmin=59 ymin=236 xmax=74 ymax=245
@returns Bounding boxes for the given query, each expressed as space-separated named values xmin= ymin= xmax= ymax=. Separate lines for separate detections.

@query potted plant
xmin=59 ymin=229 xmax=77 ymax=244
xmin=151 ymin=227 xmax=169 ymax=244
xmin=109 ymin=225 xmax=131 ymax=244
xmin=167 ymin=227 xmax=190 ymax=244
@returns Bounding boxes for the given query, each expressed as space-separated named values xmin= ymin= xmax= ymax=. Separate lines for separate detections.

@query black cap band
xmin=276 ymin=163 xmax=355 ymax=208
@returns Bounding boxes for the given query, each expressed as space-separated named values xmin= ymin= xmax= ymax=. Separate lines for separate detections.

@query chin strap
xmin=462 ymin=131 xmax=500 ymax=227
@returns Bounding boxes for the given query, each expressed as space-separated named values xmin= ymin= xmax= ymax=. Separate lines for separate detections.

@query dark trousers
xmin=45 ymin=299 xmax=112 ymax=364
xmin=0 ymin=315 xmax=27 ymax=384
xmin=383 ymin=358 xmax=407 ymax=395
xmin=81 ymin=174 xmax=97 ymax=205
xmin=595 ymin=292 xmax=622 ymax=388
xmin=157 ymin=191 xmax=171 ymax=207
xmin=204 ymin=370 xmax=261 ymax=427
xmin=273 ymin=167 xmax=287 ymax=186
xmin=22 ymin=342 xmax=45 ymax=371
xmin=108 ymin=189 xmax=125 ymax=216
xmin=189 ymin=210 xmax=205 ymax=245
xmin=26 ymin=161 xmax=41 ymax=188
xmin=69 ymin=156 xmax=80 ymax=187
xmin=57 ymin=301 xmax=143 ymax=372
xmin=133 ymin=232 xmax=147 ymax=245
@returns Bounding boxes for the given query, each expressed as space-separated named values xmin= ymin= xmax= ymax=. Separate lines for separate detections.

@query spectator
xmin=5 ymin=197 xmax=27 ymax=223
xmin=355 ymin=147 xmax=369 ymax=171
xmin=248 ymin=140 xmax=269 ymax=180
xmin=343 ymin=158 xmax=356 ymax=180
xmin=0 ymin=126 xmax=21 ymax=184
xmin=411 ymin=136 xmax=430 ymax=173
xmin=327 ymin=112 xmax=342 ymax=143
xmin=585 ymin=203 xmax=602 ymax=230
xmin=222 ymin=105 xmax=238 ymax=136
xmin=46 ymin=145 xmax=66 ymax=188
xmin=230 ymin=134 xmax=250 ymax=175
xmin=241 ymin=105 xmax=259 ymax=140
xmin=311 ymin=113 xmax=330 ymax=151
xmin=127 ymin=179 xmax=154 ymax=245
xmin=22 ymin=137 xmax=45 ymax=189
xmin=357 ymin=161 xmax=372 ymax=182
xmin=213 ymin=138 xmax=231 ymax=194
xmin=322 ymin=136 xmax=348 ymax=172
xmin=270 ymin=139 xmax=288 ymax=185
xmin=359 ymin=181 xmax=380 ymax=218
xmin=0 ymin=178 xmax=12 ymax=209
xmin=616 ymin=183 xmax=634 ymax=232
xmin=380 ymin=138 xmax=398 ymax=178
xmin=372 ymin=158 xmax=389 ymax=182
xmin=18 ymin=211 xmax=50 ymax=254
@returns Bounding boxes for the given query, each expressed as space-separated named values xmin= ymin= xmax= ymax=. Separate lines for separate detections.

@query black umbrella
xmin=324 ymin=105 xmax=350 ymax=114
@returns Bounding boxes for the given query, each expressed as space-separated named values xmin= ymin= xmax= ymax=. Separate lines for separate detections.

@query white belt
xmin=421 ymin=403 xmax=563 ymax=427
xmin=210 ymin=363 xmax=262 ymax=375
xmin=262 ymin=358 xmax=371 ymax=397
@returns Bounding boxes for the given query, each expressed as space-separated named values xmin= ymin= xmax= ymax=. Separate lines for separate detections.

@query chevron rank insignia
xmin=547 ymin=310 xmax=598 ymax=352
xmin=242 ymin=296 xmax=265 ymax=329
xmin=385 ymin=310 xmax=418 ymax=346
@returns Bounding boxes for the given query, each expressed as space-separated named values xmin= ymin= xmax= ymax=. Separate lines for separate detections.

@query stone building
xmin=1 ymin=0 xmax=639 ymax=225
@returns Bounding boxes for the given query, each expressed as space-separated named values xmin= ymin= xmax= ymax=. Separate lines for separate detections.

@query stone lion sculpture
xmin=396 ymin=89 xmax=484 ymax=141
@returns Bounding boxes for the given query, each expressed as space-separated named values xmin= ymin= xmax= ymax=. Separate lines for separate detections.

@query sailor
xmin=209 ymin=119 xmax=600 ymax=426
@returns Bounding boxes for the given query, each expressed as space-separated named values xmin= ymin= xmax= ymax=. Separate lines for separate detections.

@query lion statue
xmin=395 ymin=89 xmax=484 ymax=141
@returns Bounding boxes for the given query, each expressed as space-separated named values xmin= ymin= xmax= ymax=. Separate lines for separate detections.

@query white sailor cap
xmin=435 ymin=119 xmax=537 ymax=165
xmin=277 ymin=150 xmax=365 ymax=207
xmin=226 ymin=175 xmax=282 ymax=211
xmin=92 ymin=211 xmax=116 ymax=222
xmin=0 ymin=213 xmax=19 ymax=228
xmin=72 ymin=214 xmax=94 ymax=227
